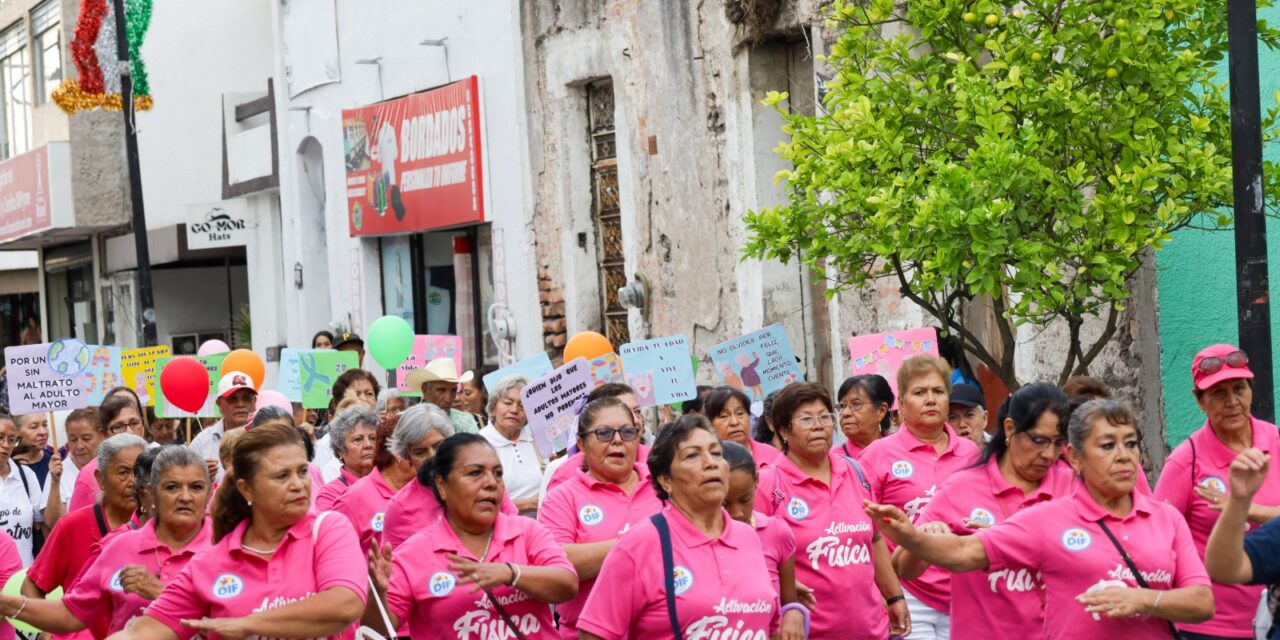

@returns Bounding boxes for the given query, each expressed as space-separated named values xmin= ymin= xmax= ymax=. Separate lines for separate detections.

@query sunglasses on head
xmin=1198 ymin=350 xmax=1249 ymax=375
xmin=585 ymin=427 xmax=642 ymax=443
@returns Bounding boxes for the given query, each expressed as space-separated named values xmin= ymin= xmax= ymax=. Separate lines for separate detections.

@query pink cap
xmin=1192 ymin=343 xmax=1254 ymax=390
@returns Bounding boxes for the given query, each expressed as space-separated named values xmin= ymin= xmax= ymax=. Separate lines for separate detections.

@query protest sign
xmin=4 ymin=342 xmax=90 ymax=413
xmin=587 ymin=353 xmax=625 ymax=387
xmin=279 ymin=348 xmax=306 ymax=403
xmin=121 ymin=346 xmax=172 ymax=406
xmin=521 ymin=358 xmax=592 ymax=457
xmin=395 ymin=335 xmax=463 ymax=396
xmin=83 ymin=345 xmax=122 ymax=405
xmin=710 ymin=324 xmax=804 ymax=403
xmin=847 ymin=327 xmax=939 ymax=409
xmin=156 ymin=354 xmax=225 ymax=418
xmin=483 ymin=352 xmax=553 ymax=394
xmin=300 ymin=351 xmax=360 ymax=409
xmin=620 ymin=335 xmax=696 ymax=407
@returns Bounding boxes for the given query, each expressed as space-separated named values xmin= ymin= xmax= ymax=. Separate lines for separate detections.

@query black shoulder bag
xmin=1096 ymin=521 xmax=1186 ymax=640
xmin=14 ymin=463 xmax=45 ymax=557
xmin=650 ymin=513 xmax=683 ymax=639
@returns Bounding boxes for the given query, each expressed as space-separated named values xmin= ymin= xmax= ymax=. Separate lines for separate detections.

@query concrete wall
xmin=152 ymin=264 xmax=249 ymax=344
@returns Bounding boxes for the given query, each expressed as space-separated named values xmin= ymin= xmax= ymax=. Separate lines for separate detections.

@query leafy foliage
xmin=745 ymin=0 xmax=1280 ymax=387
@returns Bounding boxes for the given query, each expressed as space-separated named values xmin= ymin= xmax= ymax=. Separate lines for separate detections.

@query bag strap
xmin=1096 ymin=521 xmax=1184 ymax=640
xmin=650 ymin=513 xmax=683 ymax=640
xmin=1189 ymin=438 xmax=1198 ymax=488
xmin=843 ymin=456 xmax=871 ymax=493
xmin=482 ymin=586 xmax=529 ymax=640
xmin=93 ymin=503 xmax=109 ymax=536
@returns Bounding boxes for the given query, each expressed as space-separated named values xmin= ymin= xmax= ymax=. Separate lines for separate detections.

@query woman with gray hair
xmin=0 ymin=445 xmax=213 ymax=637
xmin=375 ymin=389 xmax=405 ymax=423
xmin=315 ymin=406 xmax=378 ymax=510
xmin=865 ymin=400 xmax=1214 ymax=639
xmin=479 ymin=375 xmax=543 ymax=515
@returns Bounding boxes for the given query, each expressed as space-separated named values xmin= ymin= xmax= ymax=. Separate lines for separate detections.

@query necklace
xmin=241 ymin=542 xmax=278 ymax=554
xmin=477 ymin=529 xmax=494 ymax=562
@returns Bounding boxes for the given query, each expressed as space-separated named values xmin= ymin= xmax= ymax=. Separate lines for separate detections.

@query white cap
xmin=218 ymin=371 xmax=257 ymax=399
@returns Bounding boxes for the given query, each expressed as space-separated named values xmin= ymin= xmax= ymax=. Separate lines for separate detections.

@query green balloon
xmin=366 ymin=315 xmax=415 ymax=370
xmin=3 ymin=570 xmax=61 ymax=633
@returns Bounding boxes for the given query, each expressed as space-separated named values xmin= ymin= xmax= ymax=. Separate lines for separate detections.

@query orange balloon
xmin=219 ymin=349 xmax=266 ymax=390
xmin=564 ymin=331 xmax=614 ymax=363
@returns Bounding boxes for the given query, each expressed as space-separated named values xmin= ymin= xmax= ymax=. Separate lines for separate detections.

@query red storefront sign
xmin=343 ymin=76 xmax=485 ymax=236
xmin=0 ymin=146 xmax=52 ymax=244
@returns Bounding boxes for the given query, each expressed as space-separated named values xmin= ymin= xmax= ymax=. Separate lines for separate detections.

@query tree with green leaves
xmin=744 ymin=0 xmax=1280 ymax=390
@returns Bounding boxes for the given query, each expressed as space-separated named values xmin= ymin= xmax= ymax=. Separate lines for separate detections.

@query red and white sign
xmin=343 ymin=76 xmax=485 ymax=236
xmin=0 ymin=146 xmax=53 ymax=244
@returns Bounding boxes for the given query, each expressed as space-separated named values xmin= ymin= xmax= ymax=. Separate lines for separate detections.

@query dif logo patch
xmin=109 ymin=567 xmax=124 ymax=591
xmin=579 ymin=504 xmax=605 ymax=526
xmin=891 ymin=460 xmax=915 ymax=479
xmin=429 ymin=572 xmax=457 ymax=597
xmin=671 ymin=566 xmax=694 ymax=596
xmin=212 ymin=573 xmax=245 ymax=599
xmin=371 ymin=512 xmax=385 ymax=533
xmin=967 ymin=507 xmax=996 ymax=527
xmin=1061 ymin=528 xmax=1092 ymax=552
xmin=787 ymin=497 xmax=810 ymax=520
xmin=1200 ymin=476 xmax=1227 ymax=494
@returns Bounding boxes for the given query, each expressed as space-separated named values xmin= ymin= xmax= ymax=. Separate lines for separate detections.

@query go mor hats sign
xmin=342 ymin=76 xmax=485 ymax=236
xmin=186 ymin=199 xmax=254 ymax=250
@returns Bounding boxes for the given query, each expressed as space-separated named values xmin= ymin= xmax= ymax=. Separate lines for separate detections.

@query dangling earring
xmin=247 ymin=499 xmax=252 ymax=506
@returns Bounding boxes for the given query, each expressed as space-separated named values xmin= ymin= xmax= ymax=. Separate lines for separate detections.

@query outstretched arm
xmin=1206 ymin=449 xmax=1270 ymax=584
xmin=864 ymin=501 xmax=989 ymax=573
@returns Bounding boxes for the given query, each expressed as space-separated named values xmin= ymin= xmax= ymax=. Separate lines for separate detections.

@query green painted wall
xmin=1156 ymin=6 xmax=1280 ymax=444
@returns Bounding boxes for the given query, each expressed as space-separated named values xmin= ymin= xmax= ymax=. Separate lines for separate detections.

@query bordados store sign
xmin=343 ymin=76 xmax=485 ymax=236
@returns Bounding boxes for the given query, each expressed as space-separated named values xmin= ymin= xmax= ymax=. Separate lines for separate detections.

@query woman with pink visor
xmin=104 ymin=423 xmax=368 ymax=640
xmin=0 ymin=446 xmax=213 ymax=637
xmin=1154 ymin=344 xmax=1280 ymax=640
xmin=868 ymin=399 xmax=1214 ymax=639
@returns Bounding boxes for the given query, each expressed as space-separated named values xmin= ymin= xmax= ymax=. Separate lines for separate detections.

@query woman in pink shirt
xmin=1155 ymin=343 xmax=1280 ymax=639
xmin=104 ymin=423 xmax=368 ymax=640
xmin=837 ymin=374 xmax=894 ymax=459
xmin=315 ymin=406 xmax=378 ymax=510
xmin=1 ymin=446 xmax=213 ymax=637
xmin=859 ymin=356 xmax=981 ymax=638
xmin=537 ymin=397 xmax=664 ymax=639
xmin=901 ymin=383 xmax=1075 ymax=639
xmin=577 ymin=415 xmax=780 ymax=639
xmin=756 ymin=382 xmax=910 ymax=639
xmin=723 ymin=440 xmax=806 ymax=639
xmin=365 ymin=432 xmax=578 ymax=639
xmin=868 ymin=399 xmax=1215 ymax=640
xmin=705 ymin=386 xmax=781 ymax=469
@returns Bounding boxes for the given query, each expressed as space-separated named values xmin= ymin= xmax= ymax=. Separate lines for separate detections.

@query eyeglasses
xmin=838 ymin=401 xmax=869 ymax=413
xmin=1198 ymin=350 xmax=1249 ymax=375
xmin=0 ymin=437 xmax=18 ymax=447
xmin=108 ymin=419 xmax=144 ymax=435
xmin=586 ymin=427 xmax=642 ymax=443
xmin=793 ymin=413 xmax=838 ymax=429
xmin=1019 ymin=431 xmax=1067 ymax=450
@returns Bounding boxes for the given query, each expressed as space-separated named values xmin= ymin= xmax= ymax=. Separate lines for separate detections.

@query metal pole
xmin=1227 ymin=0 xmax=1274 ymax=421
xmin=110 ymin=0 xmax=157 ymax=347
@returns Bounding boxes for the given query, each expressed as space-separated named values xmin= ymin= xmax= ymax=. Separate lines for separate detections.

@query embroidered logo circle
xmin=787 ymin=497 xmax=810 ymax=520
xmin=1200 ymin=476 xmax=1227 ymax=494
xmin=579 ymin=504 xmax=605 ymax=526
xmin=429 ymin=572 xmax=456 ymax=597
xmin=891 ymin=460 xmax=915 ymax=479
xmin=109 ymin=567 xmax=124 ymax=591
xmin=371 ymin=512 xmax=385 ymax=533
xmin=212 ymin=573 xmax=245 ymax=599
xmin=671 ymin=566 xmax=694 ymax=596
xmin=1061 ymin=528 xmax=1092 ymax=552
xmin=967 ymin=507 xmax=996 ymax=527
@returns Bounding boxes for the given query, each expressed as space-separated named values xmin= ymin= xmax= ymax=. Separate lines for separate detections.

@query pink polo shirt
xmin=63 ymin=519 xmax=214 ymax=636
xmin=333 ymin=467 xmax=401 ymax=554
xmin=859 ymin=423 xmax=980 ymax=612
xmin=752 ymin=512 xmax=795 ymax=598
xmin=1153 ymin=416 xmax=1280 ymax=637
xmin=0 ymin=533 xmax=20 ymax=640
xmin=546 ymin=445 xmax=653 ymax=496
xmin=578 ymin=506 xmax=779 ymax=640
xmin=68 ymin=458 xmax=98 ymax=512
xmin=917 ymin=457 xmax=1075 ymax=639
xmin=144 ymin=511 xmax=368 ymax=640
xmin=976 ymin=481 xmax=1211 ymax=640
xmin=382 ymin=480 xmax=518 ymax=548
xmin=386 ymin=512 xmax=575 ymax=639
xmin=315 ymin=466 xmax=361 ymax=511
xmin=840 ymin=441 xmax=868 ymax=460
xmin=756 ymin=450 xmax=887 ymax=639
xmin=749 ymin=440 xmax=781 ymax=469
xmin=538 ymin=463 xmax=663 ymax=638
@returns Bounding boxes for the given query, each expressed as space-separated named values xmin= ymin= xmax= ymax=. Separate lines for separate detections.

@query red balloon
xmin=160 ymin=356 xmax=211 ymax=413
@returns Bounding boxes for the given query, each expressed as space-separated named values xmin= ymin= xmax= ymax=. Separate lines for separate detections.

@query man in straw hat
xmin=406 ymin=357 xmax=480 ymax=434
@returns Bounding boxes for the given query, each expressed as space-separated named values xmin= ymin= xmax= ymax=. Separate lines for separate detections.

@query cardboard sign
xmin=847 ymin=327 xmax=939 ymax=409
xmin=121 ymin=346 xmax=172 ymax=406
xmin=620 ymin=335 xmax=696 ymax=408
xmin=83 ymin=345 xmax=123 ymax=405
xmin=521 ymin=358 xmax=592 ymax=457
xmin=395 ymin=335 xmax=463 ymax=396
xmin=710 ymin=324 xmax=804 ymax=403
xmin=483 ymin=352 xmax=553 ymax=394
xmin=300 ymin=351 xmax=360 ymax=409
xmin=4 ymin=342 xmax=90 ymax=413
xmin=156 ymin=354 xmax=226 ymax=418
xmin=587 ymin=352 xmax=625 ymax=387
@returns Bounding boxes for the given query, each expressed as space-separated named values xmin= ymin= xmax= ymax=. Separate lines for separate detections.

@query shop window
xmin=30 ymin=0 xmax=58 ymax=105
xmin=586 ymin=79 xmax=629 ymax=349
xmin=0 ymin=21 xmax=30 ymax=159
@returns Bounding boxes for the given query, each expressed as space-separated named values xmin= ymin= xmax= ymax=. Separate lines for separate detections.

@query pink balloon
xmin=255 ymin=389 xmax=293 ymax=415
xmin=197 ymin=339 xmax=231 ymax=357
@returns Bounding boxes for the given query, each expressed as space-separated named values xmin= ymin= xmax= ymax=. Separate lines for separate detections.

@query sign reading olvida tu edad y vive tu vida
xmin=186 ymin=198 xmax=255 ymax=250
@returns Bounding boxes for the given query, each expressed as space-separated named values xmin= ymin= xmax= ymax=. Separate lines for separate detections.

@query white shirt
xmin=538 ymin=455 xmax=570 ymax=508
xmin=190 ymin=421 xmax=226 ymax=483
xmin=479 ymin=425 xmax=543 ymax=503
xmin=313 ymin=433 xmax=342 ymax=482
xmin=0 ymin=463 xmax=43 ymax=566
xmin=55 ymin=456 xmax=82 ymax=508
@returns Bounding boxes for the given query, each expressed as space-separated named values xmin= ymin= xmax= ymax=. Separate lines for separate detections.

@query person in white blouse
xmin=478 ymin=376 xmax=542 ymax=515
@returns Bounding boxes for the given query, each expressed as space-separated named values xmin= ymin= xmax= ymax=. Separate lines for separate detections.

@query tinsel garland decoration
xmin=53 ymin=0 xmax=153 ymax=115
